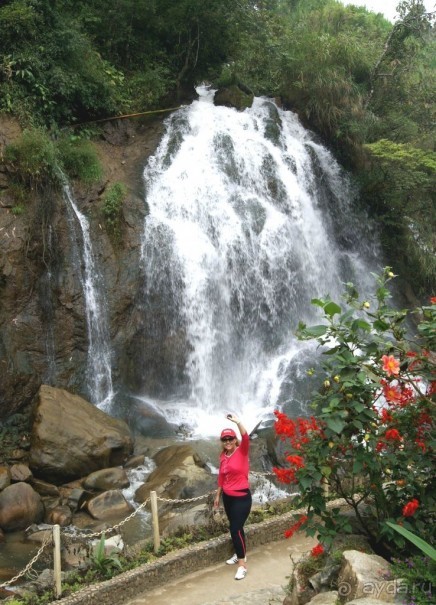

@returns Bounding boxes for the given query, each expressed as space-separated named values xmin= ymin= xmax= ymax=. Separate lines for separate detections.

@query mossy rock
xmin=214 ymin=85 xmax=254 ymax=110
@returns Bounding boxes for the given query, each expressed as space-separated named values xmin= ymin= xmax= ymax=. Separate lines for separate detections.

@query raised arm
xmin=227 ymin=413 xmax=247 ymax=436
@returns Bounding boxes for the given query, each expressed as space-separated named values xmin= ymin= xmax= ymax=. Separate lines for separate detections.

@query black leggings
xmin=222 ymin=489 xmax=252 ymax=560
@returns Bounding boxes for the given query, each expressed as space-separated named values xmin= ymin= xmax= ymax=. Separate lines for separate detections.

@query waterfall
xmin=62 ymin=182 xmax=114 ymax=410
xmin=140 ymin=86 xmax=379 ymax=436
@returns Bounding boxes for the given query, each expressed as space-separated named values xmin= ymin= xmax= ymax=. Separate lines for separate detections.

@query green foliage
xmin=87 ymin=534 xmax=123 ymax=579
xmin=386 ymin=522 xmax=436 ymax=561
xmin=390 ymin=554 xmax=436 ymax=605
xmin=363 ymin=140 xmax=436 ymax=293
xmin=4 ymin=128 xmax=59 ymax=189
xmin=102 ymin=182 xmax=127 ymax=239
xmin=274 ymin=269 xmax=435 ymax=553
xmin=58 ymin=138 xmax=103 ymax=183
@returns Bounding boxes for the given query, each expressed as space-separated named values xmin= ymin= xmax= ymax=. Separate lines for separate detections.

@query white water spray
xmin=140 ymin=86 xmax=379 ymax=436
xmin=63 ymin=183 xmax=114 ymax=410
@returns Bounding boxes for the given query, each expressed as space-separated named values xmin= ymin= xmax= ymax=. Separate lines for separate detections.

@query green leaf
xmin=324 ymin=301 xmax=341 ymax=317
xmin=311 ymin=298 xmax=326 ymax=308
xmin=374 ymin=319 xmax=389 ymax=331
xmin=304 ymin=325 xmax=328 ymax=337
xmin=325 ymin=417 xmax=345 ymax=434
xmin=299 ymin=475 xmax=314 ymax=490
xmin=321 ymin=466 xmax=332 ymax=477
xmin=352 ymin=319 xmax=371 ymax=332
xmin=386 ymin=522 xmax=436 ymax=561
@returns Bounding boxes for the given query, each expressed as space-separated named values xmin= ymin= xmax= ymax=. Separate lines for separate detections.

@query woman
xmin=213 ymin=413 xmax=252 ymax=580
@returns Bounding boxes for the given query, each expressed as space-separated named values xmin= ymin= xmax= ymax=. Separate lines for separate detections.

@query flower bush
xmin=273 ymin=269 xmax=435 ymax=554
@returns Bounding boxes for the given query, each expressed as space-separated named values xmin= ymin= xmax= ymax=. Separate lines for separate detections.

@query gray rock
xmin=338 ymin=550 xmax=396 ymax=603
xmin=86 ymin=489 xmax=133 ymax=520
xmin=83 ymin=467 xmax=130 ymax=491
xmin=29 ymin=385 xmax=133 ymax=483
xmin=0 ymin=482 xmax=44 ymax=531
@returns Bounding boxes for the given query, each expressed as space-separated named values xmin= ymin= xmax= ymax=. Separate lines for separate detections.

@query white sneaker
xmin=234 ymin=566 xmax=247 ymax=580
xmin=226 ymin=554 xmax=238 ymax=565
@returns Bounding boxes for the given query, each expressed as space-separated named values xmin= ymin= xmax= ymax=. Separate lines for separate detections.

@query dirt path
xmin=125 ymin=532 xmax=316 ymax=605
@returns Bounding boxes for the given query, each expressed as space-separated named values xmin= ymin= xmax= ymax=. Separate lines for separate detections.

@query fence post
xmin=53 ymin=524 xmax=62 ymax=599
xmin=150 ymin=491 xmax=160 ymax=553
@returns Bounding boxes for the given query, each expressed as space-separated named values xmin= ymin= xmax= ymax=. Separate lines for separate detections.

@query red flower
xmin=382 ymin=355 xmax=400 ymax=377
xmin=430 ymin=297 xmax=436 ymax=305
xmin=383 ymin=384 xmax=403 ymax=404
xmin=379 ymin=408 xmax=393 ymax=423
xmin=415 ymin=440 xmax=426 ymax=452
xmin=402 ymin=498 xmax=419 ymax=517
xmin=284 ymin=515 xmax=308 ymax=539
xmin=287 ymin=455 xmax=305 ymax=468
xmin=427 ymin=381 xmax=436 ymax=396
xmin=273 ymin=467 xmax=297 ymax=484
xmin=385 ymin=428 xmax=402 ymax=442
xmin=311 ymin=544 xmax=325 ymax=557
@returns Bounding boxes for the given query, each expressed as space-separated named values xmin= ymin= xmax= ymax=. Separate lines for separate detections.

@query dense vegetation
xmin=0 ymin=0 xmax=434 ymax=294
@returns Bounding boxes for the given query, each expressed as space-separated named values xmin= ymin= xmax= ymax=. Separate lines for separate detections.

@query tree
xmin=273 ymin=270 xmax=435 ymax=553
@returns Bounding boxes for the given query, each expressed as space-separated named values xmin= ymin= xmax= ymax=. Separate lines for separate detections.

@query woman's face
xmin=221 ymin=436 xmax=237 ymax=453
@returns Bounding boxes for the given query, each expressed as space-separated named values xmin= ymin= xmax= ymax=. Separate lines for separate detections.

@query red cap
xmin=220 ymin=428 xmax=237 ymax=439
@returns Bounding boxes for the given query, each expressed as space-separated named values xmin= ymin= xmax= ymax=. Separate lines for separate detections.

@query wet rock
xmin=0 ymin=482 xmax=44 ymax=531
xmin=135 ymin=444 xmax=212 ymax=505
xmin=214 ymin=85 xmax=254 ymax=110
xmin=29 ymin=385 xmax=133 ymax=483
xmin=83 ymin=467 xmax=130 ymax=491
xmin=30 ymin=477 xmax=60 ymax=497
xmin=85 ymin=489 xmax=133 ymax=520
xmin=10 ymin=463 xmax=32 ymax=483
xmin=45 ymin=505 xmax=73 ymax=526
xmin=0 ymin=466 xmax=11 ymax=491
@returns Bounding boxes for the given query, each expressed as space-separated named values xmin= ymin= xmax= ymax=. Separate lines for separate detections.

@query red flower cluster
xmin=381 ymin=380 xmax=414 ymax=407
xmin=284 ymin=515 xmax=308 ymax=539
xmin=287 ymin=454 xmax=305 ymax=468
xmin=273 ymin=466 xmax=298 ymax=484
xmin=385 ymin=428 xmax=402 ymax=442
xmin=402 ymin=498 xmax=419 ymax=517
xmin=311 ymin=544 xmax=325 ymax=557
xmin=274 ymin=411 xmax=324 ymax=450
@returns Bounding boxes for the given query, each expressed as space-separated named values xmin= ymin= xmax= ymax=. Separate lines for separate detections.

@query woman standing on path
xmin=214 ymin=413 xmax=252 ymax=580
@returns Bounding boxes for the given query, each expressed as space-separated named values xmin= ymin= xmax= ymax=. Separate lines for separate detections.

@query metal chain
xmin=156 ymin=491 xmax=214 ymax=504
xmin=61 ymin=497 xmax=151 ymax=540
xmin=0 ymin=531 xmax=52 ymax=589
xmin=2 ymin=473 xmax=283 ymax=586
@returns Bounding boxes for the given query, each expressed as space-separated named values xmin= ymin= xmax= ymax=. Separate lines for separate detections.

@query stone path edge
xmin=47 ymin=499 xmax=348 ymax=605
xmin=47 ymin=510 xmax=302 ymax=605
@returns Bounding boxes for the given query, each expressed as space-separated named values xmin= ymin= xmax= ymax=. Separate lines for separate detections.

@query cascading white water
xmin=63 ymin=183 xmax=114 ymax=410
xmin=140 ymin=86 xmax=379 ymax=436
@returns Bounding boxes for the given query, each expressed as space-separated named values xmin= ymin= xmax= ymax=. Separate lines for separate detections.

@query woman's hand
xmin=226 ymin=413 xmax=247 ymax=436
xmin=213 ymin=494 xmax=220 ymax=509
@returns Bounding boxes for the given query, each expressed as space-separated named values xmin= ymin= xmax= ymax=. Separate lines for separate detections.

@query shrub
xmin=102 ymin=182 xmax=127 ymax=239
xmin=58 ymin=138 xmax=103 ymax=184
xmin=273 ymin=269 xmax=435 ymax=554
xmin=4 ymin=129 xmax=58 ymax=189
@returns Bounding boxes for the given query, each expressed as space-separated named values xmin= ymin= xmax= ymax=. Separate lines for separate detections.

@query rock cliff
xmin=0 ymin=114 xmax=175 ymax=419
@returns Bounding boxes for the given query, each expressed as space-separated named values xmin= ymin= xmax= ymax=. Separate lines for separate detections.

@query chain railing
xmin=1 ymin=468 xmax=291 ymax=598
xmin=0 ymin=531 xmax=52 ymax=589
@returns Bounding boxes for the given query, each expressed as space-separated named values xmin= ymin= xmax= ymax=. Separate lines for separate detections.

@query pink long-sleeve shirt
xmin=218 ymin=432 xmax=250 ymax=496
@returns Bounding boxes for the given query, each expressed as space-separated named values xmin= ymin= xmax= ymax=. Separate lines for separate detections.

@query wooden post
xmin=53 ymin=524 xmax=62 ymax=599
xmin=150 ymin=491 xmax=160 ymax=553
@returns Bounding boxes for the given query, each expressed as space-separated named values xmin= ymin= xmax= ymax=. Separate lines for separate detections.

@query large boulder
xmin=0 ymin=482 xmax=44 ymax=531
xmin=29 ymin=385 xmax=133 ymax=484
xmin=135 ymin=444 xmax=212 ymax=504
xmin=83 ymin=467 xmax=130 ymax=491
